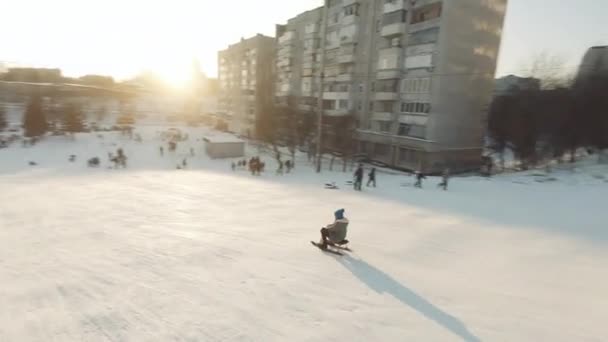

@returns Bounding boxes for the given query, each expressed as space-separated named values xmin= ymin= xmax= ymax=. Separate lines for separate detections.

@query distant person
xmin=414 ymin=171 xmax=426 ymax=188
xmin=277 ymin=160 xmax=284 ymax=175
xmin=285 ymin=160 xmax=292 ymax=173
xmin=353 ymin=164 xmax=364 ymax=191
xmin=182 ymin=158 xmax=187 ymax=168
xmin=437 ymin=168 xmax=450 ymax=191
xmin=366 ymin=167 xmax=376 ymax=187
xmin=159 ymin=146 xmax=164 ymax=156
xmin=231 ymin=162 xmax=236 ymax=171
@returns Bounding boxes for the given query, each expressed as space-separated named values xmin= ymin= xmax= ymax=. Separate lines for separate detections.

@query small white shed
xmin=203 ymin=134 xmax=245 ymax=159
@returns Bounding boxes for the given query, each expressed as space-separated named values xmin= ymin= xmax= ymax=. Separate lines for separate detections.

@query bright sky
xmin=1 ymin=0 xmax=607 ymax=84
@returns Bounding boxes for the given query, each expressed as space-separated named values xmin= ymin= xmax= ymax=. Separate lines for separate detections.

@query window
xmin=409 ymin=27 xmax=440 ymax=45
xmin=398 ymin=123 xmax=410 ymax=136
xmin=402 ymin=78 xmax=431 ymax=93
xmin=358 ymin=83 xmax=364 ymax=92
xmin=378 ymin=53 xmax=399 ymax=69
xmin=323 ymin=100 xmax=336 ymax=110
xmin=400 ymin=102 xmax=431 ymax=114
xmin=378 ymin=101 xmax=393 ymax=112
xmin=369 ymin=101 xmax=374 ymax=110
xmin=399 ymin=148 xmax=420 ymax=163
xmin=357 ymin=101 xmax=362 ymax=110
xmin=338 ymin=84 xmax=349 ymax=92
xmin=391 ymin=37 xmax=401 ymax=47
xmin=405 ymin=54 xmax=433 ymax=69
xmin=376 ymin=79 xmax=398 ymax=92
xmin=412 ymin=2 xmax=442 ymax=24
xmin=333 ymin=13 xmax=340 ymax=24
xmin=378 ymin=121 xmax=392 ymax=133
xmin=324 ymin=84 xmax=338 ymax=92
xmin=338 ymin=100 xmax=349 ymax=109
xmin=344 ymin=3 xmax=359 ymax=16
xmin=374 ymin=142 xmax=390 ymax=154
xmin=382 ymin=10 xmax=407 ymax=26
xmin=398 ymin=124 xmax=426 ymax=138
xmin=371 ymin=82 xmax=376 ymax=92
xmin=305 ymin=23 xmax=317 ymax=34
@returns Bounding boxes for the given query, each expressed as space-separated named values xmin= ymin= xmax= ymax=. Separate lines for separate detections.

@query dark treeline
xmin=488 ymin=75 xmax=608 ymax=168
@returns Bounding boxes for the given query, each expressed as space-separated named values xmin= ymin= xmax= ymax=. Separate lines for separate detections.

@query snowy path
xmin=1 ymin=131 xmax=608 ymax=341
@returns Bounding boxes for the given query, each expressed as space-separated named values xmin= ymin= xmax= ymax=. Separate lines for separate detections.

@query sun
xmin=155 ymin=64 xmax=194 ymax=90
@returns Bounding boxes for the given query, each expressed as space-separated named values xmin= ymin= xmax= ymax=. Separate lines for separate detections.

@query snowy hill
xmin=1 ymin=127 xmax=607 ymax=341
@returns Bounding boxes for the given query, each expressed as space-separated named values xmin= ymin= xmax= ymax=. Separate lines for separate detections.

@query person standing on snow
xmin=367 ymin=167 xmax=376 ymax=187
xmin=319 ymin=209 xmax=349 ymax=249
xmin=437 ymin=168 xmax=450 ymax=190
xmin=414 ymin=171 xmax=426 ymax=188
xmin=353 ymin=164 xmax=364 ymax=191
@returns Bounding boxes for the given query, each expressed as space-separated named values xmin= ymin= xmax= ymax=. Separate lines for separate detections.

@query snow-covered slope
xmin=1 ymin=128 xmax=607 ymax=341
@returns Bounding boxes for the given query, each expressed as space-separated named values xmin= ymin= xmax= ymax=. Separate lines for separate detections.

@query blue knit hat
xmin=334 ymin=208 xmax=345 ymax=220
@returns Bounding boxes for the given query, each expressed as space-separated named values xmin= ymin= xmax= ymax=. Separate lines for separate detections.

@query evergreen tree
xmin=61 ymin=103 xmax=86 ymax=133
xmin=23 ymin=95 xmax=48 ymax=137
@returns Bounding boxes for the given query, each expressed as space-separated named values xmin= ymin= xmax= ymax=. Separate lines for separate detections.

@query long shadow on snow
xmin=336 ymin=254 xmax=481 ymax=342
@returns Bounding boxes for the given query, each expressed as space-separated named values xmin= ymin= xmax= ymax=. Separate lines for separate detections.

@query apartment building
xmin=275 ymin=0 xmax=507 ymax=173
xmin=575 ymin=45 xmax=608 ymax=86
xmin=218 ymin=34 xmax=275 ymax=137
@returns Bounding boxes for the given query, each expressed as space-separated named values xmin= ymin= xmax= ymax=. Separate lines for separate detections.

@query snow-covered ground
xmin=1 ymin=127 xmax=607 ymax=341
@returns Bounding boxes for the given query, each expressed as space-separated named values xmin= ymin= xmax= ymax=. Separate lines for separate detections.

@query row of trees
xmin=9 ymin=95 xmax=135 ymax=137
xmin=488 ymin=75 xmax=608 ymax=168
xmin=257 ymin=96 xmax=357 ymax=171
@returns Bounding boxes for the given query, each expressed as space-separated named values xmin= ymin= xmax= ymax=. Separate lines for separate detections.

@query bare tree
xmin=520 ymin=52 xmax=574 ymax=89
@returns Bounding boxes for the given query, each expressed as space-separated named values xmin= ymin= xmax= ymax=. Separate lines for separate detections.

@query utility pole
xmin=316 ymin=0 xmax=329 ymax=173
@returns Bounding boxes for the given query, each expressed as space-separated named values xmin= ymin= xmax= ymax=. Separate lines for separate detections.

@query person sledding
xmin=317 ymin=208 xmax=349 ymax=249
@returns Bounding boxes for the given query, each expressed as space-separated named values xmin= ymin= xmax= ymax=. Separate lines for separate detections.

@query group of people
xmin=352 ymin=165 xmax=450 ymax=191
xmin=231 ymin=157 xmax=266 ymax=175
xmin=353 ymin=165 xmax=377 ymax=191
xmin=414 ymin=168 xmax=450 ymax=190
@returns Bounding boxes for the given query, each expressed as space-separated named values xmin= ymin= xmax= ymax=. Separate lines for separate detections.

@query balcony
xmin=409 ymin=17 xmax=441 ymax=33
xmin=302 ymin=68 xmax=314 ymax=77
xmin=301 ymin=88 xmax=315 ymax=97
xmin=376 ymin=69 xmax=401 ymax=80
xmin=371 ymin=112 xmax=394 ymax=122
xmin=383 ymin=0 xmax=405 ymax=13
xmin=277 ymin=58 xmax=293 ymax=69
xmin=338 ymin=45 xmax=356 ymax=64
xmin=298 ymin=104 xmax=315 ymax=112
xmin=399 ymin=114 xmax=428 ymax=125
xmin=324 ymin=109 xmax=350 ymax=117
xmin=278 ymin=31 xmax=296 ymax=44
xmin=381 ymin=22 xmax=406 ymax=37
xmin=342 ymin=0 xmax=357 ymax=6
xmin=341 ymin=14 xmax=359 ymax=26
xmin=323 ymin=92 xmax=350 ymax=100
xmin=336 ymin=73 xmax=353 ymax=82
xmin=340 ymin=34 xmax=356 ymax=45
xmin=338 ymin=54 xmax=355 ymax=64
xmin=374 ymin=92 xmax=399 ymax=101
xmin=277 ymin=45 xmax=294 ymax=57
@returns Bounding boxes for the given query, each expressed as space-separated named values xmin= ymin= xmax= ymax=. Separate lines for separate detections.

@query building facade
xmin=218 ymin=34 xmax=275 ymax=137
xmin=275 ymin=0 xmax=507 ymax=173
xmin=575 ymin=45 xmax=608 ymax=86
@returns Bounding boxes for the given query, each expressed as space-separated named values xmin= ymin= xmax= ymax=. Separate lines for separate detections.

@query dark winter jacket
xmin=354 ymin=168 xmax=363 ymax=180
